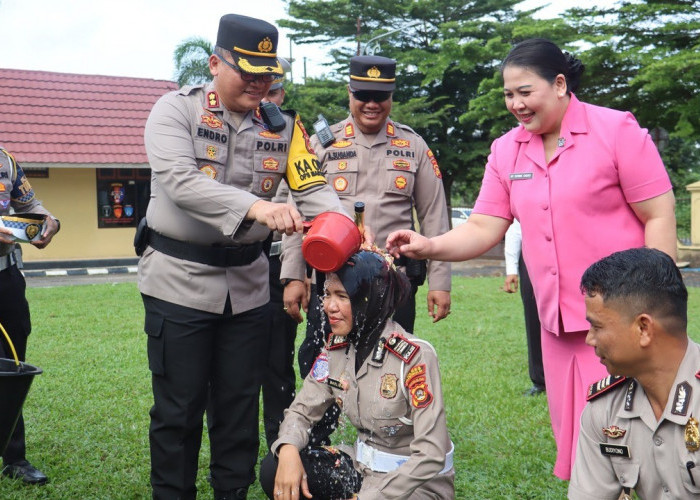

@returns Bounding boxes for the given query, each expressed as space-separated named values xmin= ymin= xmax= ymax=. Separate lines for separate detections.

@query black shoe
xmin=524 ymin=385 xmax=546 ymax=396
xmin=1 ymin=460 xmax=48 ymax=485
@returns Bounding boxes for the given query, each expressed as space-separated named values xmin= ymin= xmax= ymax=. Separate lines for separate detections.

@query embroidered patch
xmin=386 ymin=123 xmax=395 ymax=136
xmin=259 ymin=130 xmax=282 ymax=139
xmin=261 ymin=177 xmax=274 ymax=193
xmin=199 ymin=165 xmax=217 ymax=179
xmin=602 ymin=425 xmax=626 ymax=439
xmin=201 ymin=113 xmax=224 ymax=129
xmin=394 ymin=176 xmax=407 ymax=190
xmin=380 ymin=374 xmax=398 ymax=399
xmin=311 ymin=352 xmax=329 ymax=382
xmin=392 ymin=159 xmax=410 ymax=170
xmin=333 ymin=176 xmax=349 ymax=192
xmin=391 ymin=139 xmax=410 ymax=148
xmin=262 ymin=157 xmax=280 ymax=171
xmin=332 ymin=140 xmax=352 ymax=148
xmin=405 ymin=364 xmax=433 ymax=408
xmin=344 ymin=123 xmax=354 ymax=137
xmin=673 ymin=382 xmax=692 ymax=416
xmin=587 ymin=375 xmax=627 ymax=401
xmin=337 ymin=161 xmax=348 ymax=171
xmin=206 ymin=145 xmax=218 ymax=160
xmin=385 ymin=334 xmax=419 ymax=363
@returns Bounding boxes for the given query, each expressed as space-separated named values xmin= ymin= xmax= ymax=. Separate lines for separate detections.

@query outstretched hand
xmin=385 ymin=229 xmax=432 ymax=260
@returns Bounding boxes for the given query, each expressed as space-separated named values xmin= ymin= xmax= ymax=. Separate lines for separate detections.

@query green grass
xmin=2 ymin=277 xmax=699 ymax=499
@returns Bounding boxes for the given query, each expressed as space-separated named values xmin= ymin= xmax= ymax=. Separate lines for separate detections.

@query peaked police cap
xmin=216 ymin=14 xmax=282 ymax=75
xmin=349 ymin=55 xmax=396 ymax=91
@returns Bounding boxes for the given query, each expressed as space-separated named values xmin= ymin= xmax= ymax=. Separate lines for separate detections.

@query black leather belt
xmin=146 ymin=230 xmax=262 ymax=267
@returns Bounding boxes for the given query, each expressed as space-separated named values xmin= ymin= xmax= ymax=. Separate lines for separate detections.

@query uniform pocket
xmin=384 ymin=157 xmax=415 ymax=197
xmin=144 ymin=311 xmax=165 ymax=375
xmin=680 ymin=459 xmax=700 ymax=494
xmin=610 ymin=458 xmax=640 ymax=489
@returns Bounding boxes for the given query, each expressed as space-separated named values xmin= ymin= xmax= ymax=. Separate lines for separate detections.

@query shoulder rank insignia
xmin=384 ymin=333 xmax=419 ymax=363
xmin=587 ymin=375 xmax=627 ymax=401
xmin=371 ymin=338 xmax=387 ymax=363
xmin=327 ymin=334 xmax=348 ymax=351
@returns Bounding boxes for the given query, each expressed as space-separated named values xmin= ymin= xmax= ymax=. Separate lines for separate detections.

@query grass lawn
xmin=1 ymin=276 xmax=699 ymax=499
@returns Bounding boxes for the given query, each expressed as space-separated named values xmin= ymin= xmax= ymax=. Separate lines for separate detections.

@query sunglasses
xmin=350 ymin=88 xmax=392 ymax=103
xmin=217 ymin=55 xmax=276 ymax=83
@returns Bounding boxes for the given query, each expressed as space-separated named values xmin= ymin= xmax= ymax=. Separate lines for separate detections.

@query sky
xmin=0 ymin=0 xmax=608 ymax=83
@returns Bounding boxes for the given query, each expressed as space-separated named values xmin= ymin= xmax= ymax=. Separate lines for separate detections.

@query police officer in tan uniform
xmin=282 ymin=55 xmax=451 ymax=385
xmin=139 ymin=14 xmax=345 ymax=500
xmin=569 ymin=248 xmax=700 ymax=499
xmin=261 ymin=251 xmax=454 ymax=500
xmin=0 ymin=147 xmax=59 ymax=485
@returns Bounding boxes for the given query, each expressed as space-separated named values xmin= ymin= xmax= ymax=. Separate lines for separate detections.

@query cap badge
xmin=686 ymin=416 xmax=700 ymax=452
xmin=258 ymin=37 xmax=273 ymax=53
xmin=367 ymin=66 xmax=381 ymax=79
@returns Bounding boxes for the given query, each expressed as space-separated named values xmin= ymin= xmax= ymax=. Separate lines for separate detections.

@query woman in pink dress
xmin=386 ymin=38 xmax=677 ymax=480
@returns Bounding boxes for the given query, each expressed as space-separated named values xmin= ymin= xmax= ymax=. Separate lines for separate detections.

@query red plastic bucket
xmin=302 ymin=212 xmax=361 ymax=273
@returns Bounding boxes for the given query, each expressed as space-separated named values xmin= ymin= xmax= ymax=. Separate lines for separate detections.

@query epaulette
xmin=327 ymin=334 xmax=348 ymax=351
xmin=384 ymin=333 xmax=419 ymax=363
xmin=587 ymin=375 xmax=628 ymax=401
xmin=391 ymin=120 xmax=417 ymax=135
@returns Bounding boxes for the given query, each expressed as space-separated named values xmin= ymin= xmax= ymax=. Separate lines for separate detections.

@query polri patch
xmin=599 ymin=443 xmax=630 ymax=458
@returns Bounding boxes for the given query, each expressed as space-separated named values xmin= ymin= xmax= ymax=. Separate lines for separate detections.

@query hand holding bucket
xmin=302 ymin=212 xmax=362 ymax=273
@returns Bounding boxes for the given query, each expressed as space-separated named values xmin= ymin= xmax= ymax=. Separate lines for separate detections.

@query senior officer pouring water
xmin=139 ymin=14 xmax=346 ymax=500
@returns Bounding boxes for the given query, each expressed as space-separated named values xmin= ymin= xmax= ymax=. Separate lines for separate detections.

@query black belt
xmin=146 ymin=230 xmax=262 ymax=267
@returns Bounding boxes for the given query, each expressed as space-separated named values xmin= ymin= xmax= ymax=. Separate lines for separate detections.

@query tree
xmin=173 ymin=37 xmax=214 ymax=87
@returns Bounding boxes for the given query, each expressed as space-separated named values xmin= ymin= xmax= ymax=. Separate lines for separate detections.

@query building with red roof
xmin=0 ymin=68 xmax=178 ymax=262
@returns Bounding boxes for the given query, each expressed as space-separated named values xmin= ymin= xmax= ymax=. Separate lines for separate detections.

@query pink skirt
xmin=540 ymin=327 xmax=608 ymax=480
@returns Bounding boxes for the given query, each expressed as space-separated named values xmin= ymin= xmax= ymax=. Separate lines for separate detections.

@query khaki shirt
xmin=273 ymin=321 xmax=455 ymax=500
xmin=0 ymin=148 xmax=52 ymax=257
xmin=569 ymin=341 xmax=700 ymax=499
xmin=281 ymin=115 xmax=451 ymax=291
xmin=139 ymin=83 xmax=345 ymax=314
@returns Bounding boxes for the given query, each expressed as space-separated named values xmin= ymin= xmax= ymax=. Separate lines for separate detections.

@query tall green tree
xmin=173 ymin=37 xmax=214 ymax=87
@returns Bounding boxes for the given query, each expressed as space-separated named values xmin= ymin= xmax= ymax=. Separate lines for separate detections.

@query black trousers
xmin=142 ymin=294 xmax=267 ymax=500
xmin=296 ymin=274 xmax=418 ymax=445
xmin=519 ymin=256 xmax=545 ymax=388
xmin=262 ymin=255 xmax=298 ymax=449
xmin=0 ymin=265 xmax=32 ymax=465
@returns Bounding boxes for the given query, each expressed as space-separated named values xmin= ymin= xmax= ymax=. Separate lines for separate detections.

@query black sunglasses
xmin=350 ymin=88 xmax=392 ymax=103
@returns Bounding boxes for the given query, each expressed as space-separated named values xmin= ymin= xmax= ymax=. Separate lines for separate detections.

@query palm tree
xmin=173 ymin=37 xmax=213 ymax=87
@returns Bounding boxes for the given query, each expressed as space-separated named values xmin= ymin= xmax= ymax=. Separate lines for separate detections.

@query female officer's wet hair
xmin=501 ymin=38 xmax=585 ymax=94
xmin=332 ymin=250 xmax=412 ymax=370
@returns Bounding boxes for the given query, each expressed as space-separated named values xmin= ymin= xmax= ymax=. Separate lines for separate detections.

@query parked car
xmin=451 ymin=207 xmax=473 ymax=228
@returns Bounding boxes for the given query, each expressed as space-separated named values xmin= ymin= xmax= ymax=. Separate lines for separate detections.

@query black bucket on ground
xmin=0 ymin=358 xmax=42 ymax=456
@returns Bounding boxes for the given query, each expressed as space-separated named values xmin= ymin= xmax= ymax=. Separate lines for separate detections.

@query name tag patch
xmin=509 ymin=172 xmax=533 ymax=180
xmin=599 ymin=443 xmax=630 ymax=458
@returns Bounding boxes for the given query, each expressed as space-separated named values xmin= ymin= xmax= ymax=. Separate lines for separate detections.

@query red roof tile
xmin=0 ymin=68 xmax=178 ymax=166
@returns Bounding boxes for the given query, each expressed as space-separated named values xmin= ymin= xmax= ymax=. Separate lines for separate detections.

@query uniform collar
xmin=202 ymin=82 xmax=256 ymax=132
xmin=618 ymin=341 xmax=700 ymax=429
xmin=343 ymin=115 xmax=394 ymax=147
xmin=513 ymin=93 xmax=588 ymax=144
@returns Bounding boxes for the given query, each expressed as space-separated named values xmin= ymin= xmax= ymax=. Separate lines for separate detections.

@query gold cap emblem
xmin=367 ymin=66 xmax=381 ymax=79
xmin=25 ymin=224 xmax=40 ymax=240
xmin=258 ymin=37 xmax=273 ymax=53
